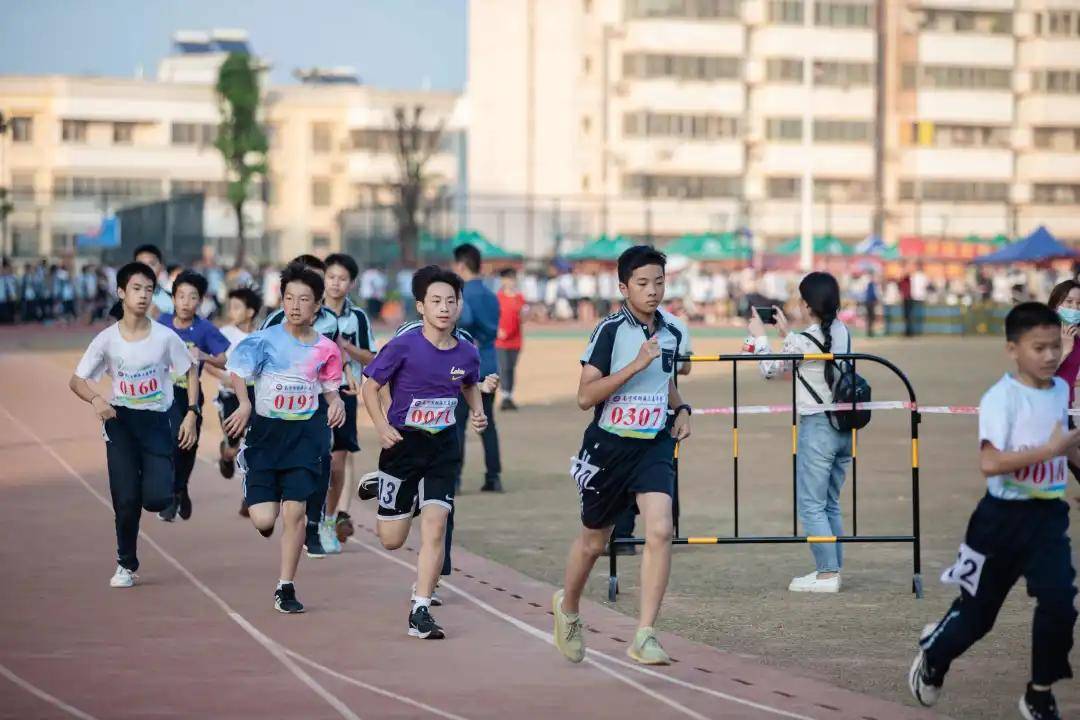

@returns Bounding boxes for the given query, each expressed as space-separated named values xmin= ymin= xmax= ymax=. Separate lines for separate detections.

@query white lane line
xmin=0 ymin=404 xmax=361 ymax=720
xmin=0 ymin=662 xmax=100 ymax=720
xmin=354 ymin=538 xmax=818 ymax=720
xmin=354 ymin=540 xmax=713 ymax=720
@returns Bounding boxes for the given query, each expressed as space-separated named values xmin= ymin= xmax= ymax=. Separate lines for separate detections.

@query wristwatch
xmin=673 ymin=404 xmax=692 ymax=417
xmin=186 ymin=405 xmax=202 ymax=418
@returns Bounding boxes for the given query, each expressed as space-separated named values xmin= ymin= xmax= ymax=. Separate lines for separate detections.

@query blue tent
xmin=970 ymin=225 xmax=1076 ymax=265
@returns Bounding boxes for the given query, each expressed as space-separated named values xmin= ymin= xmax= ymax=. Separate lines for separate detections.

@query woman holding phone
xmin=746 ymin=272 xmax=852 ymax=593
xmin=1049 ymin=280 xmax=1080 ymax=483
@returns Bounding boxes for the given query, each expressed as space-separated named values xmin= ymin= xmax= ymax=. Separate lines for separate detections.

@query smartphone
xmin=754 ymin=306 xmax=777 ymax=325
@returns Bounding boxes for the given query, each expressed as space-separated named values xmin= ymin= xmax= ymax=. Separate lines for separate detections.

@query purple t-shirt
xmin=1056 ymin=343 xmax=1080 ymax=407
xmin=363 ymin=330 xmax=480 ymax=431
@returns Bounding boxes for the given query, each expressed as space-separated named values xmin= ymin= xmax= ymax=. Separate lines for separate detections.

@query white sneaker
xmin=319 ymin=520 xmax=342 ymax=554
xmin=788 ymin=571 xmax=841 ymax=593
xmin=908 ymin=623 xmax=944 ymax=707
xmin=110 ymin=565 xmax=138 ymax=588
xmin=412 ymin=582 xmax=443 ymax=607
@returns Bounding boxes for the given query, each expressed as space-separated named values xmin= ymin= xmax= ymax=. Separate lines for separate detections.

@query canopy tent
xmin=970 ymin=225 xmax=1077 ymax=265
xmin=964 ymin=233 xmax=1011 ymax=247
xmin=773 ymin=234 xmax=855 ymax=256
xmin=665 ymin=232 xmax=751 ymax=261
xmin=564 ymin=235 xmax=634 ymax=261
xmin=450 ymin=229 xmax=522 ymax=260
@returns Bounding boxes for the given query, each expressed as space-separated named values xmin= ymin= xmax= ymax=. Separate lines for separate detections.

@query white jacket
xmin=753 ymin=321 xmax=851 ymax=416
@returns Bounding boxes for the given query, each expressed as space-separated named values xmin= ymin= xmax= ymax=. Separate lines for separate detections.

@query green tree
xmin=392 ymin=105 xmax=444 ymax=267
xmin=214 ymin=53 xmax=267 ymax=269
xmin=0 ymin=188 xmax=13 ymax=258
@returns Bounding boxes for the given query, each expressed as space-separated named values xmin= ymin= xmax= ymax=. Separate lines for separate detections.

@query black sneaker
xmin=304 ymin=525 xmax=326 ymax=559
xmin=480 ymin=477 xmax=504 ymax=493
xmin=177 ymin=489 xmax=192 ymax=521
xmin=357 ymin=473 xmax=379 ymax=501
xmin=500 ymin=397 xmax=518 ymax=411
xmin=601 ymin=542 xmax=637 ymax=557
xmin=157 ymin=495 xmax=179 ymax=522
xmin=219 ymin=440 xmax=235 ymax=479
xmin=274 ymin=583 xmax=305 ymax=614
xmin=1020 ymin=684 xmax=1060 ymax=720
xmin=408 ymin=605 xmax=445 ymax=639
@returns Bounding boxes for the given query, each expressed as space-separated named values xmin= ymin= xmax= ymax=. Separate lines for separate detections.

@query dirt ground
xmin=11 ymin=325 xmax=1076 ymax=719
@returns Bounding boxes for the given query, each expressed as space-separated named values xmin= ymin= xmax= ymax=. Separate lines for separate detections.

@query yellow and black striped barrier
xmin=606 ymin=350 xmax=924 ymax=602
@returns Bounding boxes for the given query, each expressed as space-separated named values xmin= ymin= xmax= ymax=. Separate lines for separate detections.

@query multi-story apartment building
xmin=468 ymin=0 xmax=1080 ymax=255
xmin=0 ymin=29 xmax=461 ymax=261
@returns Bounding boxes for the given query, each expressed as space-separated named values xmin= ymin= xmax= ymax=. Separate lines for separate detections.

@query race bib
xmin=267 ymin=380 xmax=318 ymax=420
xmin=171 ymin=342 xmax=200 ymax=388
xmin=940 ymin=542 xmax=986 ymax=596
xmin=1004 ymin=457 xmax=1068 ymax=499
xmin=405 ymin=397 xmax=457 ymax=433
xmin=599 ymin=393 xmax=667 ymax=439
xmin=113 ymin=365 xmax=164 ymax=407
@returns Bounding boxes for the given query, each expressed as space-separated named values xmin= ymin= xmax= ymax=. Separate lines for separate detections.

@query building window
xmin=1033 ymin=127 xmax=1080 ymax=152
xmin=61 ymin=120 xmax=88 ymax=144
xmin=1031 ymin=70 xmax=1080 ymax=95
xmin=264 ymin=123 xmax=279 ymax=148
xmin=171 ymin=180 xmax=228 ymax=199
xmin=813 ymin=119 xmax=872 ymax=143
xmin=312 ymin=179 xmax=332 ymax=207
xmin=623 ymin=111 xmax=739 ymax=139
xmin=312 ymin=234 xmax=332 ymax=250
xmin=113 ymin=123 xmax=134 ymax=145
xmin=11 ymin=117 xmax=32 ymax=143
xmin=622 ymin=173 xmax=741 ymax=199
xmin=768 ymin=177 xmax=871 ymax=201
xmin=769 ymin=0 xmax=802 ymax=24
xmin=814 ymin=60 xmax=873 ymax=87
xmin=904 ymin=64 xmax=1012 ymax=90
xmin=52 ymin=232 xmax=78 ymax=253
xmin=900 ymin=180 xmax=1009 ymax=203
xmin=1033 ymin=184 xmax=1080 ymax=205
xmin=767 ymin=177 xmax=800 ymax=199
xmin=766 ymin=117 xmax=803 ymax=141
xmin=54 ymin=175 xmax=161 ymax=199
xmin=312 ymin=123 xmax=333 ymax=154
xmin=172 ymin=122 xmax=197 ymax=145
xmin=1037 ymin=10 xmax=1080 ymax=37
xmin=917 ymin=8 xmax=1011 ymax=34
xmin=815 ymin=1 xmax=873 ymax=28
xmin=200 ymin=124 xmax=218 ymax=146
xmin=622 ymin=52 xmax=742 ymax=81
xmin=625 ymin=0 xmax=740 ymax=20
xmin=11 ymin=227 xmax=38 ymax=257
xmin=11 ymin=172 xmax=34 ymax=200
xmin=766 ymin=58 xmax=803 ymax=83
xmin=913 ymin=123 xmax=1010 ymax=148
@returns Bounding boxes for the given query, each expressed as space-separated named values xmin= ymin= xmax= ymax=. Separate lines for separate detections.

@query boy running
xmin=910 ymin=302 xmax=1080 ymax=720
xmin=223 ymin=262 xmax=345 ymax=614
xmin=157 ymin=270 xmax=230 ymax=522
xmin=69 ymin=262 xmax=198 ymax=588
xmin=360 ymin=265 xmax=486 ymax=639
xmin=322 ymin=253 xmax=376 ymax=548
xmin=552 ymin=245 xmax=692 ymax=666
xmin=262 ymin=254 xmax=340 ymax=558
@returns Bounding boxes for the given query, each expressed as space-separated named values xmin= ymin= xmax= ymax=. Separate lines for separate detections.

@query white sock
xmin=277 ymin=579 xmax=293 ymax=590
xmin=326 ymin=511 xmax=338 ymax=524
xmin=411 ymin=595 xmax=432 ymax=612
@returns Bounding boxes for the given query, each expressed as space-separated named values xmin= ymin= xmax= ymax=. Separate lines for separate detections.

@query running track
xmin=0 ymin=352 xmax=942 ymax=719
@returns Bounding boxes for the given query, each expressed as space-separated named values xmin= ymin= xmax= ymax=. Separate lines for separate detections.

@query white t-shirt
xmin=979 ymin=373 xmax=1069 ymax=500
xmin=74 ymin=321 xmax=193 ymax=413
xmin=219 ymin=324 xmax=252 ymax=394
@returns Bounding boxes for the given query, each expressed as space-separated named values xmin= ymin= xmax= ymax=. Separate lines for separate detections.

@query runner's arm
xmin=577 ymin=359 xmax=646 ymax=410
xmin=202 ymin=351 xmax=228 ymax=370
xmin=340 ymin=340 xmax=375 ymax=365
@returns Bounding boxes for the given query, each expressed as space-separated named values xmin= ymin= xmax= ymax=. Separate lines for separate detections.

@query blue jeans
xmin=796 ymin=413 xmax=852 ymax=573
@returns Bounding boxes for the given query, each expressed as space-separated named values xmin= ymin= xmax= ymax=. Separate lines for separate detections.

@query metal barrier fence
xmin=606 ymin=351 xmax=923 ymax=602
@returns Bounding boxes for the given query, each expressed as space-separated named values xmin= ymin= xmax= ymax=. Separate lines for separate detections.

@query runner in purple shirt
xmin=361 ymin=265 xmax=487 ymax=640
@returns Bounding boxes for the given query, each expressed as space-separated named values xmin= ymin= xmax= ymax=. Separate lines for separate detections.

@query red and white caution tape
xmin=697 ymin=402 xmax=1080 ymax=417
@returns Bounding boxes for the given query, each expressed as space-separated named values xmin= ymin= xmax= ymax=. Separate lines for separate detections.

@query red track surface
xmin=0 ymin=352 xmax=942 ymax=719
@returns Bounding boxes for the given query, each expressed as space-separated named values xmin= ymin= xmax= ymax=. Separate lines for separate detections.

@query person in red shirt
xmin=496 ymin=268 xmax=527 ymax=410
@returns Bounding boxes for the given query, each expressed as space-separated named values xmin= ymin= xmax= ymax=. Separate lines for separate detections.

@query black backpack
xmin=797 ymin=330 xmax=872 ymax=432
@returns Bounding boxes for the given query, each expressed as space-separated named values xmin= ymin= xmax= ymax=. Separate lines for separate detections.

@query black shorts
xmin=244 ymin=466 xmax=317 ymax=506
xmin=376 ymin=428 xmax=461 ymax=520
xmin=571 ymin=423 xmax=676 ymax=530
xmin=216 ymin=386 xmax=255 ymax=448
xmin=332 ymin=392 xmax=360 ymax=453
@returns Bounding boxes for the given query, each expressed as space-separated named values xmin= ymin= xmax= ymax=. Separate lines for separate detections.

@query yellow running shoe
xmin=552 ymin=590 xmax=585 ymax=663
xmin=627 ymin=627 xmax=671 ymax=665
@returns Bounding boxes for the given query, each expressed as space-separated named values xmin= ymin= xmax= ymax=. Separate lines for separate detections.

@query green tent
xmin=774 ymin=234 xmax=855 ymax=256
xmin=666 ymin=232 xmax=751 ymax=261
xmin=451 ymin=229 xmax=521 ymax=260
xmin=964 ymin=233 xmax=1012 ymax=247
xmin=565 ymin=235 xmax=634 ymax=261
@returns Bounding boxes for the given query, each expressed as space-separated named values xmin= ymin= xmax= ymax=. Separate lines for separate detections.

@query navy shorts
xmin=376 ymin=428 xmax=461 ymax=520
xmin=571 ymin=423 xmax=675 ymax=530
xmin=331 ymin=392 xmax=360 ymax=453
xmin=244 ymin=466 xmax=317 ymax=506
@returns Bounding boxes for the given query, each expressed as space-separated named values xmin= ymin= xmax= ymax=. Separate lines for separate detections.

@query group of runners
xmin=67 ymin=241 xmax=1076 ymax=716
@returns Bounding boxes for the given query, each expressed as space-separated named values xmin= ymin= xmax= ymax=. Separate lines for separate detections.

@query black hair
xmin=453 ymin=243 xmax=482 ymax=274
xmin=133 ymin=244 xmax=163 ymax=264
xmin=279 ymin=261 xmax=325 ymax=301
xmin=172 ymin=269 xmax=208 ymax=299
xmin=228 ymin=287 xmax=263 ymax=315
xmin=1005 ymin=301 xmax=1061 ymax=343
xmin=290 ymin=254 xmax=326 ymax=272
xmin=1048 ymin=280 xmax=1080 ymax=310
xmin=324 ymin=253 xmax=359 ymax=280
xmin=412 ymin=264 xmax=464 ymax=302
xmin=617 ymin=245 xmax=666 ymax=284
xmin=798 ymin=272 xmax=842 ymax=354
xmin=499 ymin=267 xmax=516 ymax=278
xmin=116 ymin=262 xmax=157 ymax=292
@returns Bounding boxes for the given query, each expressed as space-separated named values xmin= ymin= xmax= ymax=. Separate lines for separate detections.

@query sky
xmin=0 ymin=0 xmax=467 ymax=90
